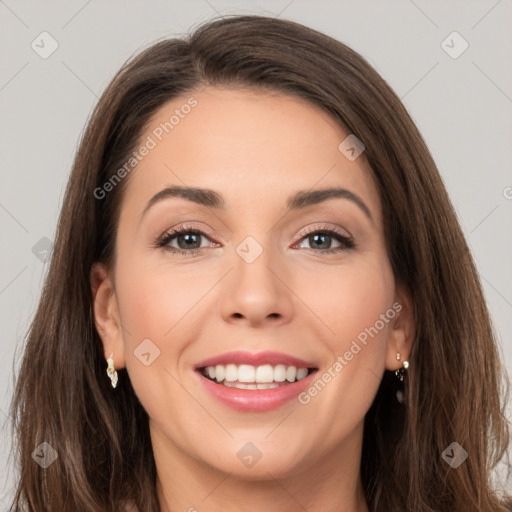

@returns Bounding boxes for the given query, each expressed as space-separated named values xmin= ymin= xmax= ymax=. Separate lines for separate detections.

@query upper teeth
xmin=203 ymin=364 xmax=309 ymax=383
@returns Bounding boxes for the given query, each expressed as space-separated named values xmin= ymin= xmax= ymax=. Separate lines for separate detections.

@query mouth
xmin=197 ymin=364 xmax=317 ymax=390
xmin=193 ymin=351 xmax=319 ymax=412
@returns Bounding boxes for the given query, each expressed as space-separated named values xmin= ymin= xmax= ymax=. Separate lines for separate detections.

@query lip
xmin=194 ymin=350 xmax=317 ymax=370
xmin=194 ymin=367 xmax=319 ymax=412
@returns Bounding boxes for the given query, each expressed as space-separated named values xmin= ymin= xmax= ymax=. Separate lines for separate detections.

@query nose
xmin=220 ymin=244 xmax=294 ymax=328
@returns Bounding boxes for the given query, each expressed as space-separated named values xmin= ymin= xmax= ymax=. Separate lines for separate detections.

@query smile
xmin=199 ymin=363 xmax=313 ymax=389
xmin=193 ymin=351 xmax=319 ymax=412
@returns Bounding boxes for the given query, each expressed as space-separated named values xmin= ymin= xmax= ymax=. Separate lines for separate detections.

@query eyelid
xmin=297 ymin=223 xmax=352 ymax=239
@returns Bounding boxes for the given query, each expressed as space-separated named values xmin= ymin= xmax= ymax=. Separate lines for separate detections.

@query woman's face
xmin=93 ymin=87 xmax=412 ymax=481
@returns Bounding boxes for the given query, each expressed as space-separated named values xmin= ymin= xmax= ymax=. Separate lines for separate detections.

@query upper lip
xmin=194 ymin=350 xmax=318 ymax=370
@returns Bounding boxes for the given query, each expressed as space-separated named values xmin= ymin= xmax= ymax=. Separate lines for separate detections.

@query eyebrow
xmin=140 ymin=185 xmax=373 ymax=222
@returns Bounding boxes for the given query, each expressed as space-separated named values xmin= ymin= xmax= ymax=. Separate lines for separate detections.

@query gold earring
xmin=106 ymin=353 xmax=118 ymax=388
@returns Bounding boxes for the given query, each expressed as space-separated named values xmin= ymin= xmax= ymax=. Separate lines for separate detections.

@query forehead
xmin=119 ymin=87 xmax=381 ymax=223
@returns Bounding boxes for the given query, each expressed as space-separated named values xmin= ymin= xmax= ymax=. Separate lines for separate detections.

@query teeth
xmin=225 ymin=364 xmax=238 ymax=382
xmin=223 ymin=381 xmax=279 ymax=390
xmin=238 ymin=364 xmax=256 ymax=382
xmin=297 ymin=368 xmax=308 ymax=379
xmin=273 ymin=364 xmax=287 ymax=382
xmin=256 ymin=364 xmax=274 ymax=383
xmin=215 ymin=365 xmax=225 ymax=382
xmin=202 ymin=364 xmax=311 ymax=385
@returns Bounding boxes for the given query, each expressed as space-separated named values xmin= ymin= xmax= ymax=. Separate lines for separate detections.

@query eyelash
xmin=155 ymin=224 xmax=356 ymax=257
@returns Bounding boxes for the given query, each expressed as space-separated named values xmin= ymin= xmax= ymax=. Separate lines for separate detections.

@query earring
xmin=395 ymin=357 xmax=409 ymax=382
xmin=395 ymin=354 xmax=409 ymax=404
xmin=106 ymin=353 xmax=118 ymax=388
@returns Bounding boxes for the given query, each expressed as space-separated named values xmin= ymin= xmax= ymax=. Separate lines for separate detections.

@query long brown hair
xmin=9 ymin=14 xmax=511 ymax=511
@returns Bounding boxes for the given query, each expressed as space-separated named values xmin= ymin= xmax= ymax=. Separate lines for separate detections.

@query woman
xmin=9 ymin=14 xmax=511 ymax=512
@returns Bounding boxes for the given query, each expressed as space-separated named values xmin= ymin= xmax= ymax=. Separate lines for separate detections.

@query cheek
xmin=297 ymin=257 xmax=394 ymax=347
xmin=294 ymin=258 xmax=395 ymax=419
xmin=112 ymin=256 xmax=208 ymax=423
xmin=114 ymin=255 xmax=213 ymax=343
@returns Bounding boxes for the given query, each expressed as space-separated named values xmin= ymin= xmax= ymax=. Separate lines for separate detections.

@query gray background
xmin=1 ymin=0 xmax=511 ymax=504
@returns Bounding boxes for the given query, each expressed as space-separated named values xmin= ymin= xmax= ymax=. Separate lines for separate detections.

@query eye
xmin=295 ymin=225 xmax=355 ymax=254
xmin=156 ymin=225 xmax=215 ymax=256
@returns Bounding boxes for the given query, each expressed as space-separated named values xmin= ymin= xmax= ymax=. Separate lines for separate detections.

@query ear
xmin=385 ymin=285 xmax=415 ymax=372
xmin=90 ymin=262 xmax=126 ymax=369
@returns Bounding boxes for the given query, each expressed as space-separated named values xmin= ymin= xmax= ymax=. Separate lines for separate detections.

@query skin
xmin=91 ymin=87 xmax=414 ymax=512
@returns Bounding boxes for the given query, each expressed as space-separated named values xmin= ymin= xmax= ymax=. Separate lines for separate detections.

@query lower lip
xmin=194 ymin=370 xmax=318 ymax=412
